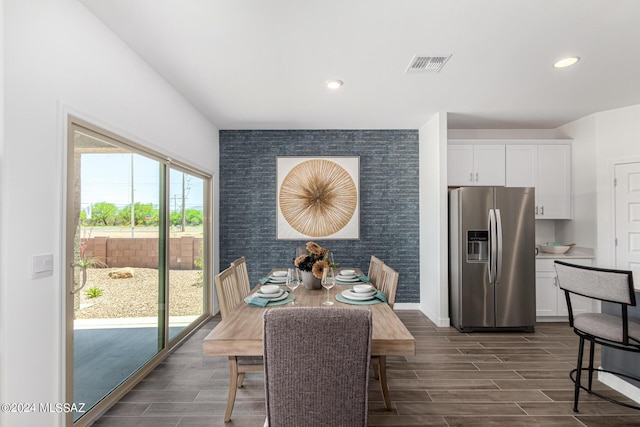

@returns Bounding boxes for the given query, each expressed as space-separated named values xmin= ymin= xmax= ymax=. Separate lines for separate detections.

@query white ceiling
xmin=80 ymin=0 xmax=640 ymax=130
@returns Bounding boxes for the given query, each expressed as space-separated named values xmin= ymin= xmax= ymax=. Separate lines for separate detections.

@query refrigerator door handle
xmin=495 ymin=209 xmax=503 ymax=284
xmin=488 ymin=209 xmax=496 ymax=283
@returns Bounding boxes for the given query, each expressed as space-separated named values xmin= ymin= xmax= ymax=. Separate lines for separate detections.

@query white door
xmin=614 ymin=162 xmax=640 ymax=282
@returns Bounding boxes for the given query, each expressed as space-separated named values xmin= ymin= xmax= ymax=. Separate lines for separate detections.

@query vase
xmin=301 ymin=270 xmax=322 ymax=290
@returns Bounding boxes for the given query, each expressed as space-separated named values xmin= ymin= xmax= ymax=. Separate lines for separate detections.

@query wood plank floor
xmin=93 ymin=310 xmax=640 ymax=426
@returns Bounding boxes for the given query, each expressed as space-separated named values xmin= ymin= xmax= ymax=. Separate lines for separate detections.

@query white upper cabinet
xmin=537 ymin=145 xmax=571 ymax=219
xmin=505 ymin=145 xmax=536 ymax=187
xmin=506 ymin=143 xmax=571 ymax=219
xmin=447 ymin=144 xmax=505 ymax=186
xmin=448 ymin=145 xmax=475 ymax=186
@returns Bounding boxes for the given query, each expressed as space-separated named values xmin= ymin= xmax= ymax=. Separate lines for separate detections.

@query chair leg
xmin=573 ymin=336 xmax=585 ymax=413
xmin=238 ymin=372 xmax=246 ymax=388
xmin=372 ymin=361 xmax=380 ymax=380
xmin=379 ymin=356 xmax=391 ymax=410
xmin=587 ymin=340 xmax=595 ymax=393
xmin=225 ymin=357 xmax=239 ymax=422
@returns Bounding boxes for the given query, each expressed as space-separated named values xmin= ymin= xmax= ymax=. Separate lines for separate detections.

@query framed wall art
xmin=276 ymin=156 xmax=360 ymax=240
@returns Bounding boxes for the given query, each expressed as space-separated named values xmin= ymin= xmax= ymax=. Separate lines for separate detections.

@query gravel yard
xmin=75 ymin=268 xmax=204 ymax=319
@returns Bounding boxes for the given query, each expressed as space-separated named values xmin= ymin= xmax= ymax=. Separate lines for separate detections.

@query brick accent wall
xmin=219 ymin=130 xmax=419 ymax=303
xmin=84 ymin=236 xmax=203 ymax=270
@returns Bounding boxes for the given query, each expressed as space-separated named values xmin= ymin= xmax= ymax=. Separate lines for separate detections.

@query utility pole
xmin=181 ymin=173 xmax=186 ymax=232
xmin=172 ymin=194 xmax=179 ymax=212
xmin=130 ymin=154 xmax=135 ymax=237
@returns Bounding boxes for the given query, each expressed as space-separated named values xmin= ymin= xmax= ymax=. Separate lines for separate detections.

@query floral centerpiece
xmin=294 ymin=241 xmax=338 ymax=289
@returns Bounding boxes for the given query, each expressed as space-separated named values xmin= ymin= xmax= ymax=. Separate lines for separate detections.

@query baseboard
xmin=599 ymin=370 xmax=640 ymax=405
xmin=394 ymin=303 xmax=421 ymax=310
xmin=391 ymin=303 xmax=450 ymax=327
xmin=418 ymin=305 xmax=450 ymax=327
xmin=536 ymin=317 xmax=569 ymax=322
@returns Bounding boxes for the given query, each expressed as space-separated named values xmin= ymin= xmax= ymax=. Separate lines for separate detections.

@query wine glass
xmin=321 ymin=267 xmax=335 ymax=306
xmin=286 ymin=268 xmax=299 ymax=304
xmin=295 ymin=268 xmax=302 ymax=286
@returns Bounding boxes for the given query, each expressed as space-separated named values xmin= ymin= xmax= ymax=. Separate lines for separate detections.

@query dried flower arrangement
xmin=293 ymin=241 xmax=338 ymax=279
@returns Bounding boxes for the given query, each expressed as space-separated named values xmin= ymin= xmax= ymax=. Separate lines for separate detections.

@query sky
xmin=81 ymin=153 xmax=204 ymax=212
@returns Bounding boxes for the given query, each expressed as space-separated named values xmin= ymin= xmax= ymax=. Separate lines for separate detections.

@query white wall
xmin=0 ymin=0 xmax=5 ymax=420
xmin=555 ymin=114 xmax=598 ymax=249
xmin=593 ymin=104 xmax=640 ymax=268
xmin=448 ymin=129 xmax=561 ymax=140
xmin=550 ymin=103 xmax=640 ymax=268
xmin=535 ymin=220 xmax=556 ymax=245
xmin=0 ymin=1 xmax=219 ymax=426
xmin=419 ymin=113 xmax=450 ymax=327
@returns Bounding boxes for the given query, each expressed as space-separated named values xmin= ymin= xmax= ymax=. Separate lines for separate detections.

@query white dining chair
xmin=367 ymin=255 xmax=384 ymax=287
xmin=370 ymin=263 xmax=399 ymax=409
xmin=214 ymin=265 xmax=263 ymax=422
xmin=230 ymin=256 xmax=251 ymax=297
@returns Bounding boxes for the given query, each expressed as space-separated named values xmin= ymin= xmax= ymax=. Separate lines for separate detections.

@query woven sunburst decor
xmin=279 ymin=159 xmax=357 ymax=237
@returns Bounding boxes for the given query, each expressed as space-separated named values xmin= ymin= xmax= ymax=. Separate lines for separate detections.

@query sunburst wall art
xmin=277 ymin=157 xmax=360 ymax=240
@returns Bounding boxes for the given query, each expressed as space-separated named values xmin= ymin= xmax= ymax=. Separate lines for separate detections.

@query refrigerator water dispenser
xmin=467 ymin=230 xmax=488 ymax=262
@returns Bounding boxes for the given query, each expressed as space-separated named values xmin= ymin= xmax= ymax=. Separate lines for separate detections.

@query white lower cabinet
xmin=536 ymin=258 xmax=594 ymax=319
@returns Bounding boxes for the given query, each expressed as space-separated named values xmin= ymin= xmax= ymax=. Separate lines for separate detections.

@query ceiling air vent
xmin=406 ymin=54 xmax=451 ymax=73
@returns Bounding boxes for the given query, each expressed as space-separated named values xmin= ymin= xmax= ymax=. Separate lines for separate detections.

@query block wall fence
xmin=84 ymin=236 xmax=203 ymax=270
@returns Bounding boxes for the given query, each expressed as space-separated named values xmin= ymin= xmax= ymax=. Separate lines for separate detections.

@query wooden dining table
xmin=202 ymin=269 xmax=416 ymax=358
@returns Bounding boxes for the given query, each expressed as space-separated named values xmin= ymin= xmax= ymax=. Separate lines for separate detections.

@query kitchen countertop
xmin=536 ymin=246 xmax=595 ymax=259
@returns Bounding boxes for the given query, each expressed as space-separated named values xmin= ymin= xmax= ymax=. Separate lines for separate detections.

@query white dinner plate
xmin=341 ymin=289 xmax=375 ymax=301
xmin=344 ymin=288 xmax=376 ymax=298
xmin=252 ymin=291 xmax=289 ymax=302
xmin=338 ymin=272 xmax=356 ymax=278
xmin=268 ymin=277 xmax=287 ymax=284
xmin=267 ymin=291 xmax=288 ymax=302
xmin=254 ymin=290 xmax=288 ymax=301
xmin=336 ymin=275 xmax=360 ymax=282
xmin=258 ymin=287 xmax=280 ymax=295
xmin=256 ymin=289 xmax=285 ymax=299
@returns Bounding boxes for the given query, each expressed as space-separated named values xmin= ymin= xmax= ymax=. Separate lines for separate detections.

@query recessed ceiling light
xmin=325 ymin=79 xmax=343 ymax=90
xmin=553 ymin=56 xmax=580 ymax=68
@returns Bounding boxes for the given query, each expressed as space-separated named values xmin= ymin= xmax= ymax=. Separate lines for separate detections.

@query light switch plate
xmin=32 ymin=254 xmax=54 ymax=279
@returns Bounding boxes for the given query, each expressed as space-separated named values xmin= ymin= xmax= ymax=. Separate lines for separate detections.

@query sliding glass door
xmin=66 ymin=118 xmax=210 ymax=424
xmin=168 ymin=167 xmax=206 ymax=339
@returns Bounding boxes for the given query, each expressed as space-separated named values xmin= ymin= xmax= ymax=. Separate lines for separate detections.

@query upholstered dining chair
xmin=554 ymin=261 xmax=640 ymax=412
xmin=214 ymin=265 xmax=263 ymax=422
xmin=370 ymin=263 xmax=400 ymax=409
xmin=263 ymin=307 xmax=372 ymax=427
xmin=367 ymin=255 xmax=384 ymax=287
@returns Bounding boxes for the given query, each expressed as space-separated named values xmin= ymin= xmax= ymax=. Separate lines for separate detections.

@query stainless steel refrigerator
xmin=449 ymin=187 xmax=536 ymax=332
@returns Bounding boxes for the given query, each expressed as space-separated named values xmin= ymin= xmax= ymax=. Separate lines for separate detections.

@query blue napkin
xmin=246 ymin=295 xmax=270 ymax=307
xmin=358 ymin=275 xmax=370 ymax=283
xmin=374 ymin=290 xmax=388 ymax=303
xmin=258 ymin=277 xmax=270 ymax=284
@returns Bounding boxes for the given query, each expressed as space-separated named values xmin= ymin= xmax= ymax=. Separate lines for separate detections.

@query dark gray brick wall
xmin=219 ymin=130 xmax=419 ymax=303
